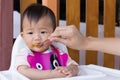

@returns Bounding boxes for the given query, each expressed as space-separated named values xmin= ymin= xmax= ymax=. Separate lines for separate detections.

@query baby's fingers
xmin=55 ymin=67 xmax=64 ymax=73
xmin=66 ymin=74 xmax=72 ymax=78
xmin=62 ymin=69 xmax=72 ymax=75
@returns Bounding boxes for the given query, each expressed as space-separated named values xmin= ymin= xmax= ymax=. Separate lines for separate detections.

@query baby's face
xmin=21 ymin=16 xmax=54 ymax=52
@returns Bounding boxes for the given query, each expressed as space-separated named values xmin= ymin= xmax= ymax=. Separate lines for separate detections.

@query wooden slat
xmin=0 ymin=0 xmax=13 ymax=70
xmin=0 ymin=0 xmax=2 ymax=70
xmin=66 ymin=0 xmax=80 ymax=63
xmin=103 ymin=0 xmax=116 ymax=68
xmin=20 ymin=0 xmax=37 ymax=14
xmin=86 ymin=0 xmax=98 ymax=65
xmin=42 ymin=0 xmax=60 ymax=26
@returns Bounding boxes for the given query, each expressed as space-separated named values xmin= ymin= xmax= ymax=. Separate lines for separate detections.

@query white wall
xmin=13 ymin=11 xmax=21 ymax=38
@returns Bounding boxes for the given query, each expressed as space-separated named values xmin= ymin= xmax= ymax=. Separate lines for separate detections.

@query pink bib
xmin=27 ymin=45 xmax=68 ymax=70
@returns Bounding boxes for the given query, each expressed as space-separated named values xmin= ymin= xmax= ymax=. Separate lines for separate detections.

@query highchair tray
xmin=47 ymin=65 xmax=106 ymax=80
xmin=47 ymin=64 xmax=120 ymax=80
xmin=1 ymin=64 xmax=120 ymax=80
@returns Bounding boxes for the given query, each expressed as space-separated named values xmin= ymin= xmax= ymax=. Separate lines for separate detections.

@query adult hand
xmin=49 ymin=25 xmax=86 ymax=50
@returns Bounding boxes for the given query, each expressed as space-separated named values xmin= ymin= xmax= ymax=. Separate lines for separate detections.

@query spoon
xmin=39 ymin=39 xmax=51 ymax=47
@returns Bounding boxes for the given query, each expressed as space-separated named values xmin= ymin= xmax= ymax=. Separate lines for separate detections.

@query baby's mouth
xmin=32 ymin=39 xmax=51 ymax=48
xmin=32 ymin=43 xmax=42 ymax=48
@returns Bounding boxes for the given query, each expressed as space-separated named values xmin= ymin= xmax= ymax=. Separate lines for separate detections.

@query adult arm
xmin=49 ymin=25 xmax=120 ymax=56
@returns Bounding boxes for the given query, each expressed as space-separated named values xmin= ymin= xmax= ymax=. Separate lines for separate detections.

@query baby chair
xmin=0 ymin=35 xmax=30 ymax=80
xmin=0 ymin=35 xmax=107 ymax=80
xmin=0 ymin=35 xmax=70 ymax=80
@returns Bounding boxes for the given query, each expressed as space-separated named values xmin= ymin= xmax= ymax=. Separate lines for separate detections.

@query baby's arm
xmin=56 ymin=64 xmax=79 ymax=77
xmin=17 ymin=65 xmax=67 ymax=80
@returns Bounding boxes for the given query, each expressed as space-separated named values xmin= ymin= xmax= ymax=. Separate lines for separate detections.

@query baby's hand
xmin=55 ymin=65 xmax=79 ymax=77
xmin=55 ymin=66 xmax=73 ymax=77
xmin=51 ymin=69 xmax=67 ymax=78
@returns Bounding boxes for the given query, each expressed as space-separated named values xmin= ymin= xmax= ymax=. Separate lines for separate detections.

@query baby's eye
xmin=28 ymin=32 xmax=33 ymax=34
xmin=41 ymin=31 xmax=47 ymax=34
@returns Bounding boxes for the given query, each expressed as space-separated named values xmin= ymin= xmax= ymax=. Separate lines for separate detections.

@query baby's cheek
xmin=41 ymin=35 xmax=48 ymax=41
xmin=27 ymin=44 xmax=33 ymax=49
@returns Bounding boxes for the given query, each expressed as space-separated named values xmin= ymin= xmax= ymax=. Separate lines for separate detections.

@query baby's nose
xmin=34 ymin=34 xmax=41 ymax=41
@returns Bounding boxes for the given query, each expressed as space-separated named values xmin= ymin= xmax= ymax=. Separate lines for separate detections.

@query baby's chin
xmin=33 ymin=46 xmax=49 ymax=52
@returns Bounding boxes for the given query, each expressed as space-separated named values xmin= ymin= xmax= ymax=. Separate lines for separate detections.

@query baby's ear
xmin=20 ymin=32 xmax=24 ymax=38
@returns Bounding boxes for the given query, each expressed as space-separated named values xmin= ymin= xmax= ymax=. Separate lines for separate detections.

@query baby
xmin=15 ymin=3 xmax=79 ymax=80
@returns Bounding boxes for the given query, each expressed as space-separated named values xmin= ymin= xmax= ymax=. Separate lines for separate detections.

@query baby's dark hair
xmin=21 ymin=3 xmax=56 ymax=31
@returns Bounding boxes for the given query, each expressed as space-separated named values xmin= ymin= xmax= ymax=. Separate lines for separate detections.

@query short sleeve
xmin=14 ymin=48 xmax=30 ymax=70
xmin=67 ymin=56 xmax=78 ymax=66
